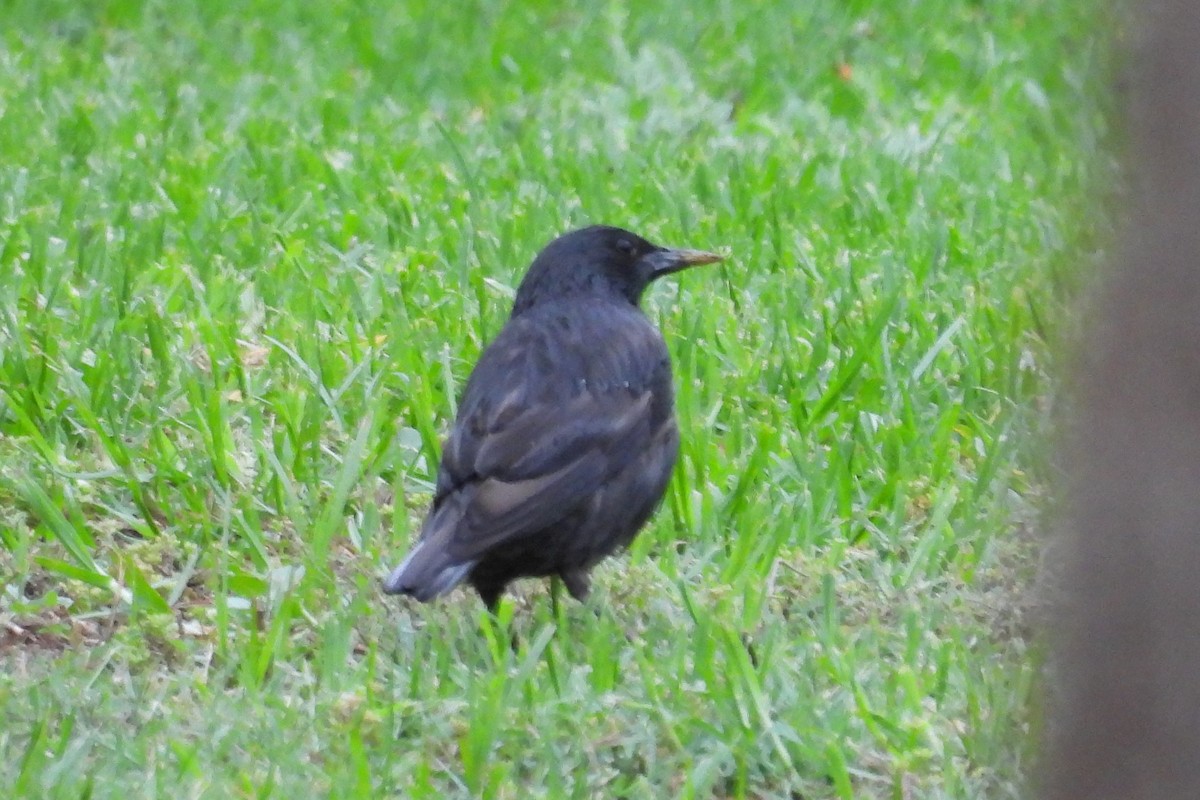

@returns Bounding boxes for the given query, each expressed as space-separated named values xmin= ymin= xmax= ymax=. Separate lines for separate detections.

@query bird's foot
xmin=560 ymin=570 xmax=591 ymax=602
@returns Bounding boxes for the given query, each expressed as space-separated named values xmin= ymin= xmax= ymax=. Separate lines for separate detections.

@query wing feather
xmin=424 ymin=304 xmax=670 ymax=559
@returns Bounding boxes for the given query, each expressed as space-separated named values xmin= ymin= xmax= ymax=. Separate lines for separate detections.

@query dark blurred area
xmin=1047 ymin=1 xmax=1200 ymax=798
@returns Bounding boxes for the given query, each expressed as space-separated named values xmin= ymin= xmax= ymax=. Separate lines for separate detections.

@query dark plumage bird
xmin=382 ymin=225 xmax=721 ymax=609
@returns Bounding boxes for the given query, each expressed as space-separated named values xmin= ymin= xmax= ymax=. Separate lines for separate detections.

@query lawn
xmin=0 ymin=1 xmax=1114 ymax=797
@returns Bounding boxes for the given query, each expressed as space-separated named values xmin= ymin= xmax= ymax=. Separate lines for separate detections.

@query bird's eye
xmin=617 ymin=239 xmax=637 ymax=256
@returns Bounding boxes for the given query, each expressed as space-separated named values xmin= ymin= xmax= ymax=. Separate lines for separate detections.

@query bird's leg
xmin=477 ymin=584 xmax=520 ymax=652
xmin=480 ymin=604 xmax=519 ymax=653
xmin=476 ymin=580 xmax=504 ymax=615
xmin=560 ymin=569 xmax=591 ymax=602
xmin=485 ymin=594 xmax=501 ymax=616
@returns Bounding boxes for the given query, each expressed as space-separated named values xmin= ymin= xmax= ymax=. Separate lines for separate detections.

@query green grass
xmin=0 ymin=0 xmax=1114 ymax=797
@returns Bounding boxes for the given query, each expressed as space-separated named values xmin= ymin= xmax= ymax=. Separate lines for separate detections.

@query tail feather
xmin=382 ymin=538 xmax=475 ymax=600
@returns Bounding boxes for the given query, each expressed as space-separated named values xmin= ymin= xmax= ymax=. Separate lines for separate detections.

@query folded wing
xmin=384 ymin=306 xmax=671 ymax=598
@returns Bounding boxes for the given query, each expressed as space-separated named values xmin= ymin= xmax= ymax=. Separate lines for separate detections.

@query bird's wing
xmin=437 ymin=389 xmax=655 ymax=559
xmin=427 ymin=311 xmax=666 ymax=559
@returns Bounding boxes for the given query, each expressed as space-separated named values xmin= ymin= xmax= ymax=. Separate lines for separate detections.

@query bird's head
xmin=511 ymin=225 xmax=723 ymax=314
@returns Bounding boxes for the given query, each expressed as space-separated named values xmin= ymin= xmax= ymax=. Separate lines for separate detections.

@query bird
xmin=382 ymin=225 xmax=722 ymax=610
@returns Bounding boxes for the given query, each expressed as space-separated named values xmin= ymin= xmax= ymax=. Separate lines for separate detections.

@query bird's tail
xmin=382 ymin=539 xmax=473 ymax=600
xmin=382 ymin=501 xmax=476 ymax=600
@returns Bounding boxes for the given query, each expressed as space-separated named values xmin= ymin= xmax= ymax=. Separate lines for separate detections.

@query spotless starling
xmin=382 ymin=225 xmax=722 ymax=609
